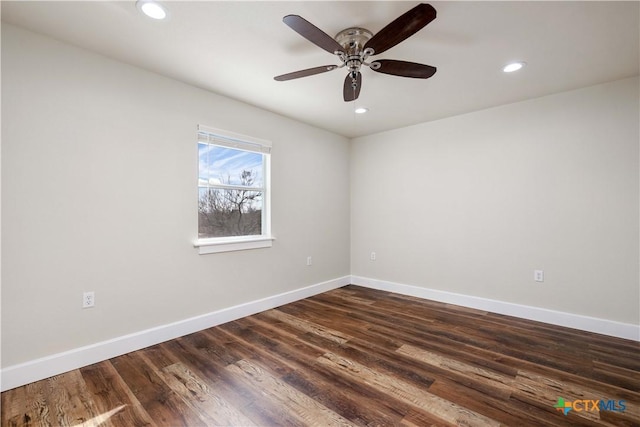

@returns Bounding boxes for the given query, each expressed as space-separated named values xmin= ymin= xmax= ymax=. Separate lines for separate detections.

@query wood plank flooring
xmin=2 ymin=285 xmax=639 ymax=426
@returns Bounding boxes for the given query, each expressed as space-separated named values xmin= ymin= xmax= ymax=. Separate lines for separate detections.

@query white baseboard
xmin=4 ymin=274 xmax=636 ymax=391
xmin=0 ymin=276 xmax=350 ymax=392
xmin=351 ymin=275 xmax=640 ymax=342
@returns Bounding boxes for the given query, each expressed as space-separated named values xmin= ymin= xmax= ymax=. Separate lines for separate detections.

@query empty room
xmin=1 ymin=1 xmax=638 ymax=426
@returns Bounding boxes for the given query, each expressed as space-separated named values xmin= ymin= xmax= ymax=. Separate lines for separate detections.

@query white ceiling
xmin=2 ymin=1 xmax=638 ymax=138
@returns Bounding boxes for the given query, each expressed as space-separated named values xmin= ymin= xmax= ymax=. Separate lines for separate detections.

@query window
xmin=195 ymin=125 xmax=272 ymax=254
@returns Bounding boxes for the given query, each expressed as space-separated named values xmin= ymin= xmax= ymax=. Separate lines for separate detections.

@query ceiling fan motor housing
xmin=335 ymin=27 xmax=373 ymax=54
xmin=335 ymin=27 xmax=374 ymax=74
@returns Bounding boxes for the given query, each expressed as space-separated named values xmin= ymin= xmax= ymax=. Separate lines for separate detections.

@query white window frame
xmin=194 ymin=125 xmax=273 ymax=254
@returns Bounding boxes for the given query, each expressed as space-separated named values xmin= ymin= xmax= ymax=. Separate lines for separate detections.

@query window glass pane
xmin=199 ymin=144 xmax=263 ymax=188
xmin=198 ymin=187 xmax=262 ymax=238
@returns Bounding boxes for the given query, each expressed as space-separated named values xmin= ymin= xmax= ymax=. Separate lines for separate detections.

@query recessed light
xmin=355 ymin=107 xmax=368 ymax=114
xmin=503 ymin=62 xmax=526 ymax=73
xmin=137 ymin=0 xmax=167 ymax=20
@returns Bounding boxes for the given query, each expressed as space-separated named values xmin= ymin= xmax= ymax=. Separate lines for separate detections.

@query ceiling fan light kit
xmin=274 ymin=3 xmax=438 ymax=102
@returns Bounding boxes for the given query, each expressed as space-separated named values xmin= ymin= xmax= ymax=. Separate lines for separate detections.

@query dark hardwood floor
xmin=2 ymin=285 xmax=639 ymax=426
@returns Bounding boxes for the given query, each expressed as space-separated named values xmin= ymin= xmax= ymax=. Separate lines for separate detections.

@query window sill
xmin=194 ymin=235 xmax=275 ymax=254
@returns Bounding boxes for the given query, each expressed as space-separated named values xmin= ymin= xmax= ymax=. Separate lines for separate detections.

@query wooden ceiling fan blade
xmin=364 ymin=4 xmax=436 ymax=55
xmin=274 ymin=65 xmax=338 ymax=81
xmin=343 ymin=72 xmax=362 ymax=102
xmin=283 ymin=15 xmax=345 ymax=55
xmin=370 ymin=60 xmax=436 ymax=79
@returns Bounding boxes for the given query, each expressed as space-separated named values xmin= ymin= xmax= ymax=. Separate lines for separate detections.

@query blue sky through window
xmin=198 ymin=143 xmax=263 ymax=187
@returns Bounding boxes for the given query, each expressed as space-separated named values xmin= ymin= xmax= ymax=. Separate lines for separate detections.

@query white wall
xmin=1 ymin=24 xmax=350 ymax=367
xmin=351 ymin=76 xmax=639 ymax=325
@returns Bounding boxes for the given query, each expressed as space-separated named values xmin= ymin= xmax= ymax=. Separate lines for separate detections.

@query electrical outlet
xmin=83 ymin=291 xmax=95 ymax=308
xmin=370 ymin=252 xmax=376 ymax=261
xmin=534 ymin=270 xmax=544 ymax=282
xmin=306 ymin=256 xmax=312 ymax=266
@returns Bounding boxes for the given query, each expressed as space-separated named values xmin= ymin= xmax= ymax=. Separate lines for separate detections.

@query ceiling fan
xmin=274 ymin=3 xmax=437 ymax=102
